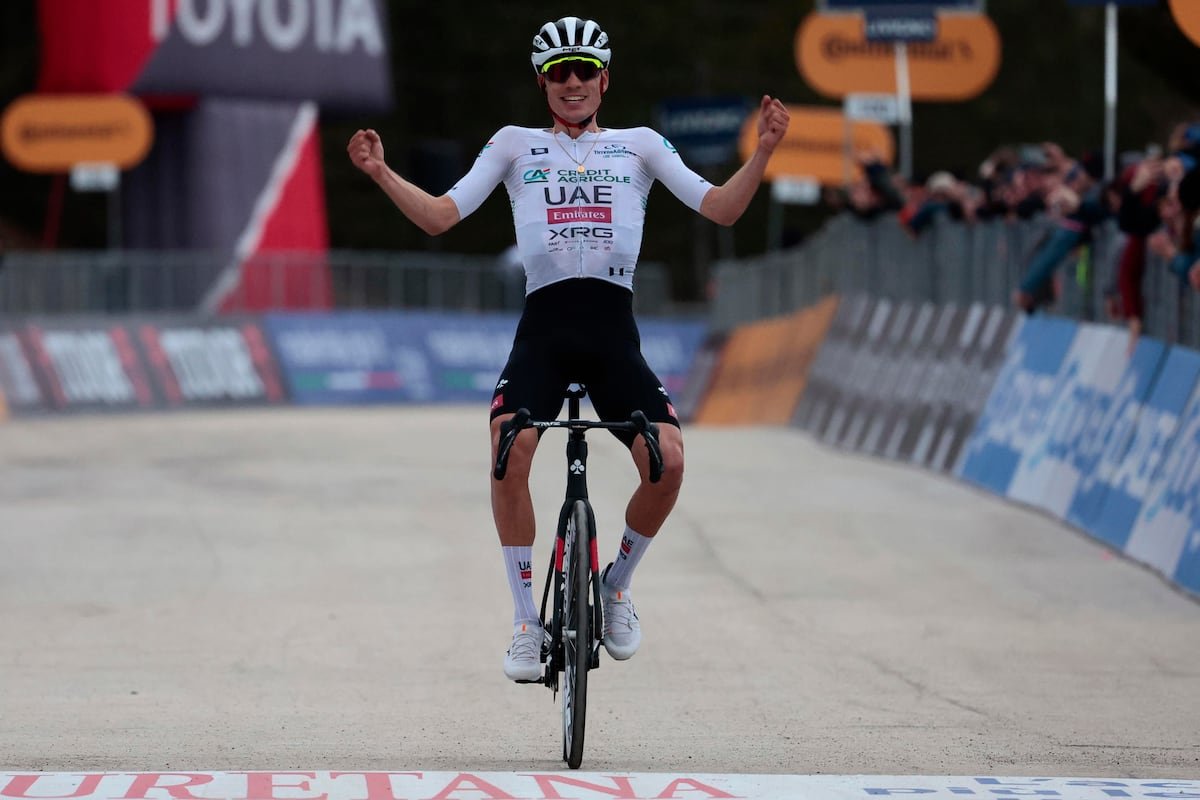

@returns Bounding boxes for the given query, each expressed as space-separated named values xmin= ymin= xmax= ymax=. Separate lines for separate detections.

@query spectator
xmin=902 ymin=170 xmax=976 ymax=236
xmin=833 ymin=150 xmax=904 ymax=221
xmin=1013 ymin=144 xmax=1111 ymax=314
xmin=1104 ymin=150 xmax=1167 ymax=340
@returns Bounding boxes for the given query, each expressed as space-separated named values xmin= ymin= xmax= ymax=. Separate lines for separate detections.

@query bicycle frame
xmin=537 ymin=391 xmax=603 ymax=692
xmin=492 ymin=387 xmax=664 ymax=766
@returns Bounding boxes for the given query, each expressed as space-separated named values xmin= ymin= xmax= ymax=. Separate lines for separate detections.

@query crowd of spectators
xmin=824 ymin=121 xmax=1200 ymax=344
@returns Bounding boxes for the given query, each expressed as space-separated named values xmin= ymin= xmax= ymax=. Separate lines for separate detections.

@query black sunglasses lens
xmin=545 ymin=61 xmax=599 ymax=82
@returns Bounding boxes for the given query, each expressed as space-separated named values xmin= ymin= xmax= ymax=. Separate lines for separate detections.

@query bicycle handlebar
xmin=493 ymin=408 xmax=664 ymax=483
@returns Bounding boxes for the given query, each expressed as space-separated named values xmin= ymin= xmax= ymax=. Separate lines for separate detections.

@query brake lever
xmin=630 ymin=411 xmax=663 ymax=484
xmin=494 ymin=408 xmax=531 ymax=480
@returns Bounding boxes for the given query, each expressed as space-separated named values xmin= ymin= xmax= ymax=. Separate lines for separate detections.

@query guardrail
xmin=710 ymin=213 xmax=1200 ymax=350
xmin=0 ymin=250 xmax=675 ymax=317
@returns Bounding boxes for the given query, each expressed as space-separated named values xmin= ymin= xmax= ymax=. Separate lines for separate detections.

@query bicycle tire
xmin=562 ymin=499 xmax=592 ymax=769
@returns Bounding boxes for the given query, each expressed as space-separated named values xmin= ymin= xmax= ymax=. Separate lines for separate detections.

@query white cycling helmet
xmin=530 ymin=16 xmax=611 ymax=73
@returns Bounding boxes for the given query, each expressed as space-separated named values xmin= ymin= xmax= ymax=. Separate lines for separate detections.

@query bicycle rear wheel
xmin=562 ymin=499 xmax=592 ymax=769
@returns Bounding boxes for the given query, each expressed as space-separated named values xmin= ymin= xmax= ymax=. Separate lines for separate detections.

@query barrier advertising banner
xmin=132 ymin=317 xmax=288 ymax=407
xmin=793 ymin=294 xmax=875 ymax=437
xmin=266 ymin=312 xmax=706 ymax=407
xmin=16 ymin=319 xmax=161 ymax=412
xmin=1062 ymin=337 xmax=1168 ymax=537
xmin=5 ymin=316 xmax=290 ymax=412
xmin=956 ymin=315 xmax=1079 ymax=495
xmin=1123 ymin=348 xmax=1200 ymax=592
xmin=0 ymin=325 xmax=48 ymax=415
xmin=1099 ymin=347 xmax=1200 ymax=558
xmin=824 ymin=298 xmax=894 ymax=447
xmin=1005 ymin=324 xmax=1130 ymax=517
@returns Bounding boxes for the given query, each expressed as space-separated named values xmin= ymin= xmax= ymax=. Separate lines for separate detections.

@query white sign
xmin=845 ymin=93 xmax=902 ymax=124
xmin=771 ymin=176 xmax=822 ymax=205
xmin=69 ymin=162 xmax=119 ymax=192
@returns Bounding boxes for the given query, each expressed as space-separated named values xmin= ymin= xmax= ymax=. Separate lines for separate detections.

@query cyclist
xmin=347 ymin=16 xmax=790 ymax=681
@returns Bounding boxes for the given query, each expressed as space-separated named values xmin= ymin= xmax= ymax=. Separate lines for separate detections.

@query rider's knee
xmin=648 ymin=444 xmax=684 ymax=494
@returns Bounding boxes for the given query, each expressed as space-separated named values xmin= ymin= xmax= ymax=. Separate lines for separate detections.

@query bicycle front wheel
xmin=562 ymin=499 xmax=592 ymax=769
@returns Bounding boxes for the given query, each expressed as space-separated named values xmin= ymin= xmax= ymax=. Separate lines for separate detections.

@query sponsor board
xmin=738 ymin=105 xmax=893 ymax=185
xmin=1124 ymin=349 xmax=1200 ymax=589
xmin=0 ymin=93 xmax=153 ymax=173
xmin=1110 ymin=347 xmax=1200 ymax=569
xmin=265 ymin=312 xmax=705 ymax=406
xmin=795 ymin=11 xmax=1001 ymax=101
xmin=133 ymin=318 xmax=287 ymax=407
xmin=693 ymin=297 xmax=836 ymax=425
xmin=1062 ymin=336 xmax=1168 ymax=541
xmin=955 ymin=315 xmax=1078 ymax=495
xmin=37 ymin=0 xmax=393 ymax=112
xmin=856 ymin=300 xmax=918 ymax=455
xmin=826 ymin=297 xmax=894 ymax=447
xmin=675 ymin=331 xmax=728 ymax=424
xmin=877 ymin=300 xmax=936 ymax=459
xmin=0 ymin=772 xmax=1195 ymax=800
xmin=0 ymin=326 xmax=48 ymax=414
xmin=794 ymin=294 xmax=874 ymax=437
xmin=1006 ymin=324 xmax=1129 ymax=517
xmin=15 ymin=319 xmax=161 ymax=412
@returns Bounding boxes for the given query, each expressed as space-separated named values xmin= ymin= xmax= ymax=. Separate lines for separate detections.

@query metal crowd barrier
xmin=710 ymin=213 xmax=1200 ymax=350
xmin=0 ymin=250 xmax=675 ymax=317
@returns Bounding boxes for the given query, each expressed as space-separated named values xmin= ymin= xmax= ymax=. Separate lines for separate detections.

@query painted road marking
xmin=0 ymin=773 xmax=1197 ymax=799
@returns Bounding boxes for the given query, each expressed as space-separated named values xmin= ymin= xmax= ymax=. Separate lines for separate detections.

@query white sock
xmin=604 ymin=526 xmax=652 ymax=591
xmin=503 ymin=546 xmax=539 ymax=625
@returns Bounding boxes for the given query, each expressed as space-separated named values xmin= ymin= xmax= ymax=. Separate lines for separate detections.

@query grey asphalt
xmin=1 ymin=407 xmax=1197 ymax=776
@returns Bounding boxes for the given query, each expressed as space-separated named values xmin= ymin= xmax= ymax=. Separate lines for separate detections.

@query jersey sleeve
xmin=637 ymin=127 xmax=713 ymax=212
xmin=446 ymin=127 xmax=518 ymax=220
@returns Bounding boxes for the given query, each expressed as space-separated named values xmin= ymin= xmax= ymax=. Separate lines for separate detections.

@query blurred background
xmin=1 ymin=0 xmax=1198 ymax=314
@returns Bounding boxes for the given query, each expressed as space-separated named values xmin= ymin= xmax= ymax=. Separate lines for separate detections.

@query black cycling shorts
xmin=489 ymin=278 xmax=680 ymax=448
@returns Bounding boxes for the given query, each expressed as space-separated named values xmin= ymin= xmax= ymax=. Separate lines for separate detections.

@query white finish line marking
xmin=0 ymin=773 xmax=1197 ymax=800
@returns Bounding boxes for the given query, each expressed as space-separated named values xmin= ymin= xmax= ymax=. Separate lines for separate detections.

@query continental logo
xmin=795 ymin=12 xmax=1000 ymax=101
xmin=820 ymin=35 xmax=974 ymax=62
xmin=523 ymin=168 xmax=550 ymax=183
xmin=1 ymin=94 xmax=154 ymax=173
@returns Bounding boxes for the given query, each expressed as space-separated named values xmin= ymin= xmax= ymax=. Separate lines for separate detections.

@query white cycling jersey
xmin=447 ymin=125 xmax=713 ymax=294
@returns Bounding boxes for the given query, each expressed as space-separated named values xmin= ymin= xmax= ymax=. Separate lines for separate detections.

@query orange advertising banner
xmin=795 ymin=12 xmax=1001 ymax=101
xmin=739 ymin=105 xmax=893 ymax=185
xmin=694 ymin=296 xmax=840 ymax=426
xmin=1 ymin=94 xmax=153 ymax=173
xmin=1170 ymin=0 xmax=1200 ymax=47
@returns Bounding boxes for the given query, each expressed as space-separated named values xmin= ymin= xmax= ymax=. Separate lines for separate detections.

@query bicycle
xmin=493 ymin=384 xmax=664 ymax=769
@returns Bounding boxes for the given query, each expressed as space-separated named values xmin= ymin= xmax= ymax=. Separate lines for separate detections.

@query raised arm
xmin=347 ymin=129 xmax=461 ymax=236
xmin=699 ymin=96 xmax=790 ymax=227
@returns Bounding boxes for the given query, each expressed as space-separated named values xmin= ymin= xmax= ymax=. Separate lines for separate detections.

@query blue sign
xmin=1063 ymin=336 xmax=1167 ymax=543
xmin=865 ymin=8 xmax=938 ymax=42
xmin=955 ymin=315 xmax=1078 ymax=495
xmin=264 ymin=311 xmax=707 ymax=408
xmin=655 ymin=96 xmax=752 ymax=167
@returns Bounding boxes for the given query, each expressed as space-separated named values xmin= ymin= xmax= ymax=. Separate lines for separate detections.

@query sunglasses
xmin=541 ymin=57 xmax=602 ymax=83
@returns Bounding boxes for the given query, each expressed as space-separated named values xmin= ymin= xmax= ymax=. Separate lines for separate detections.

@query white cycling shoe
xmin=504 ymin=620 xmax=544 ymax=682
xmin=601 ymin=564 xmax=641 ymax=660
